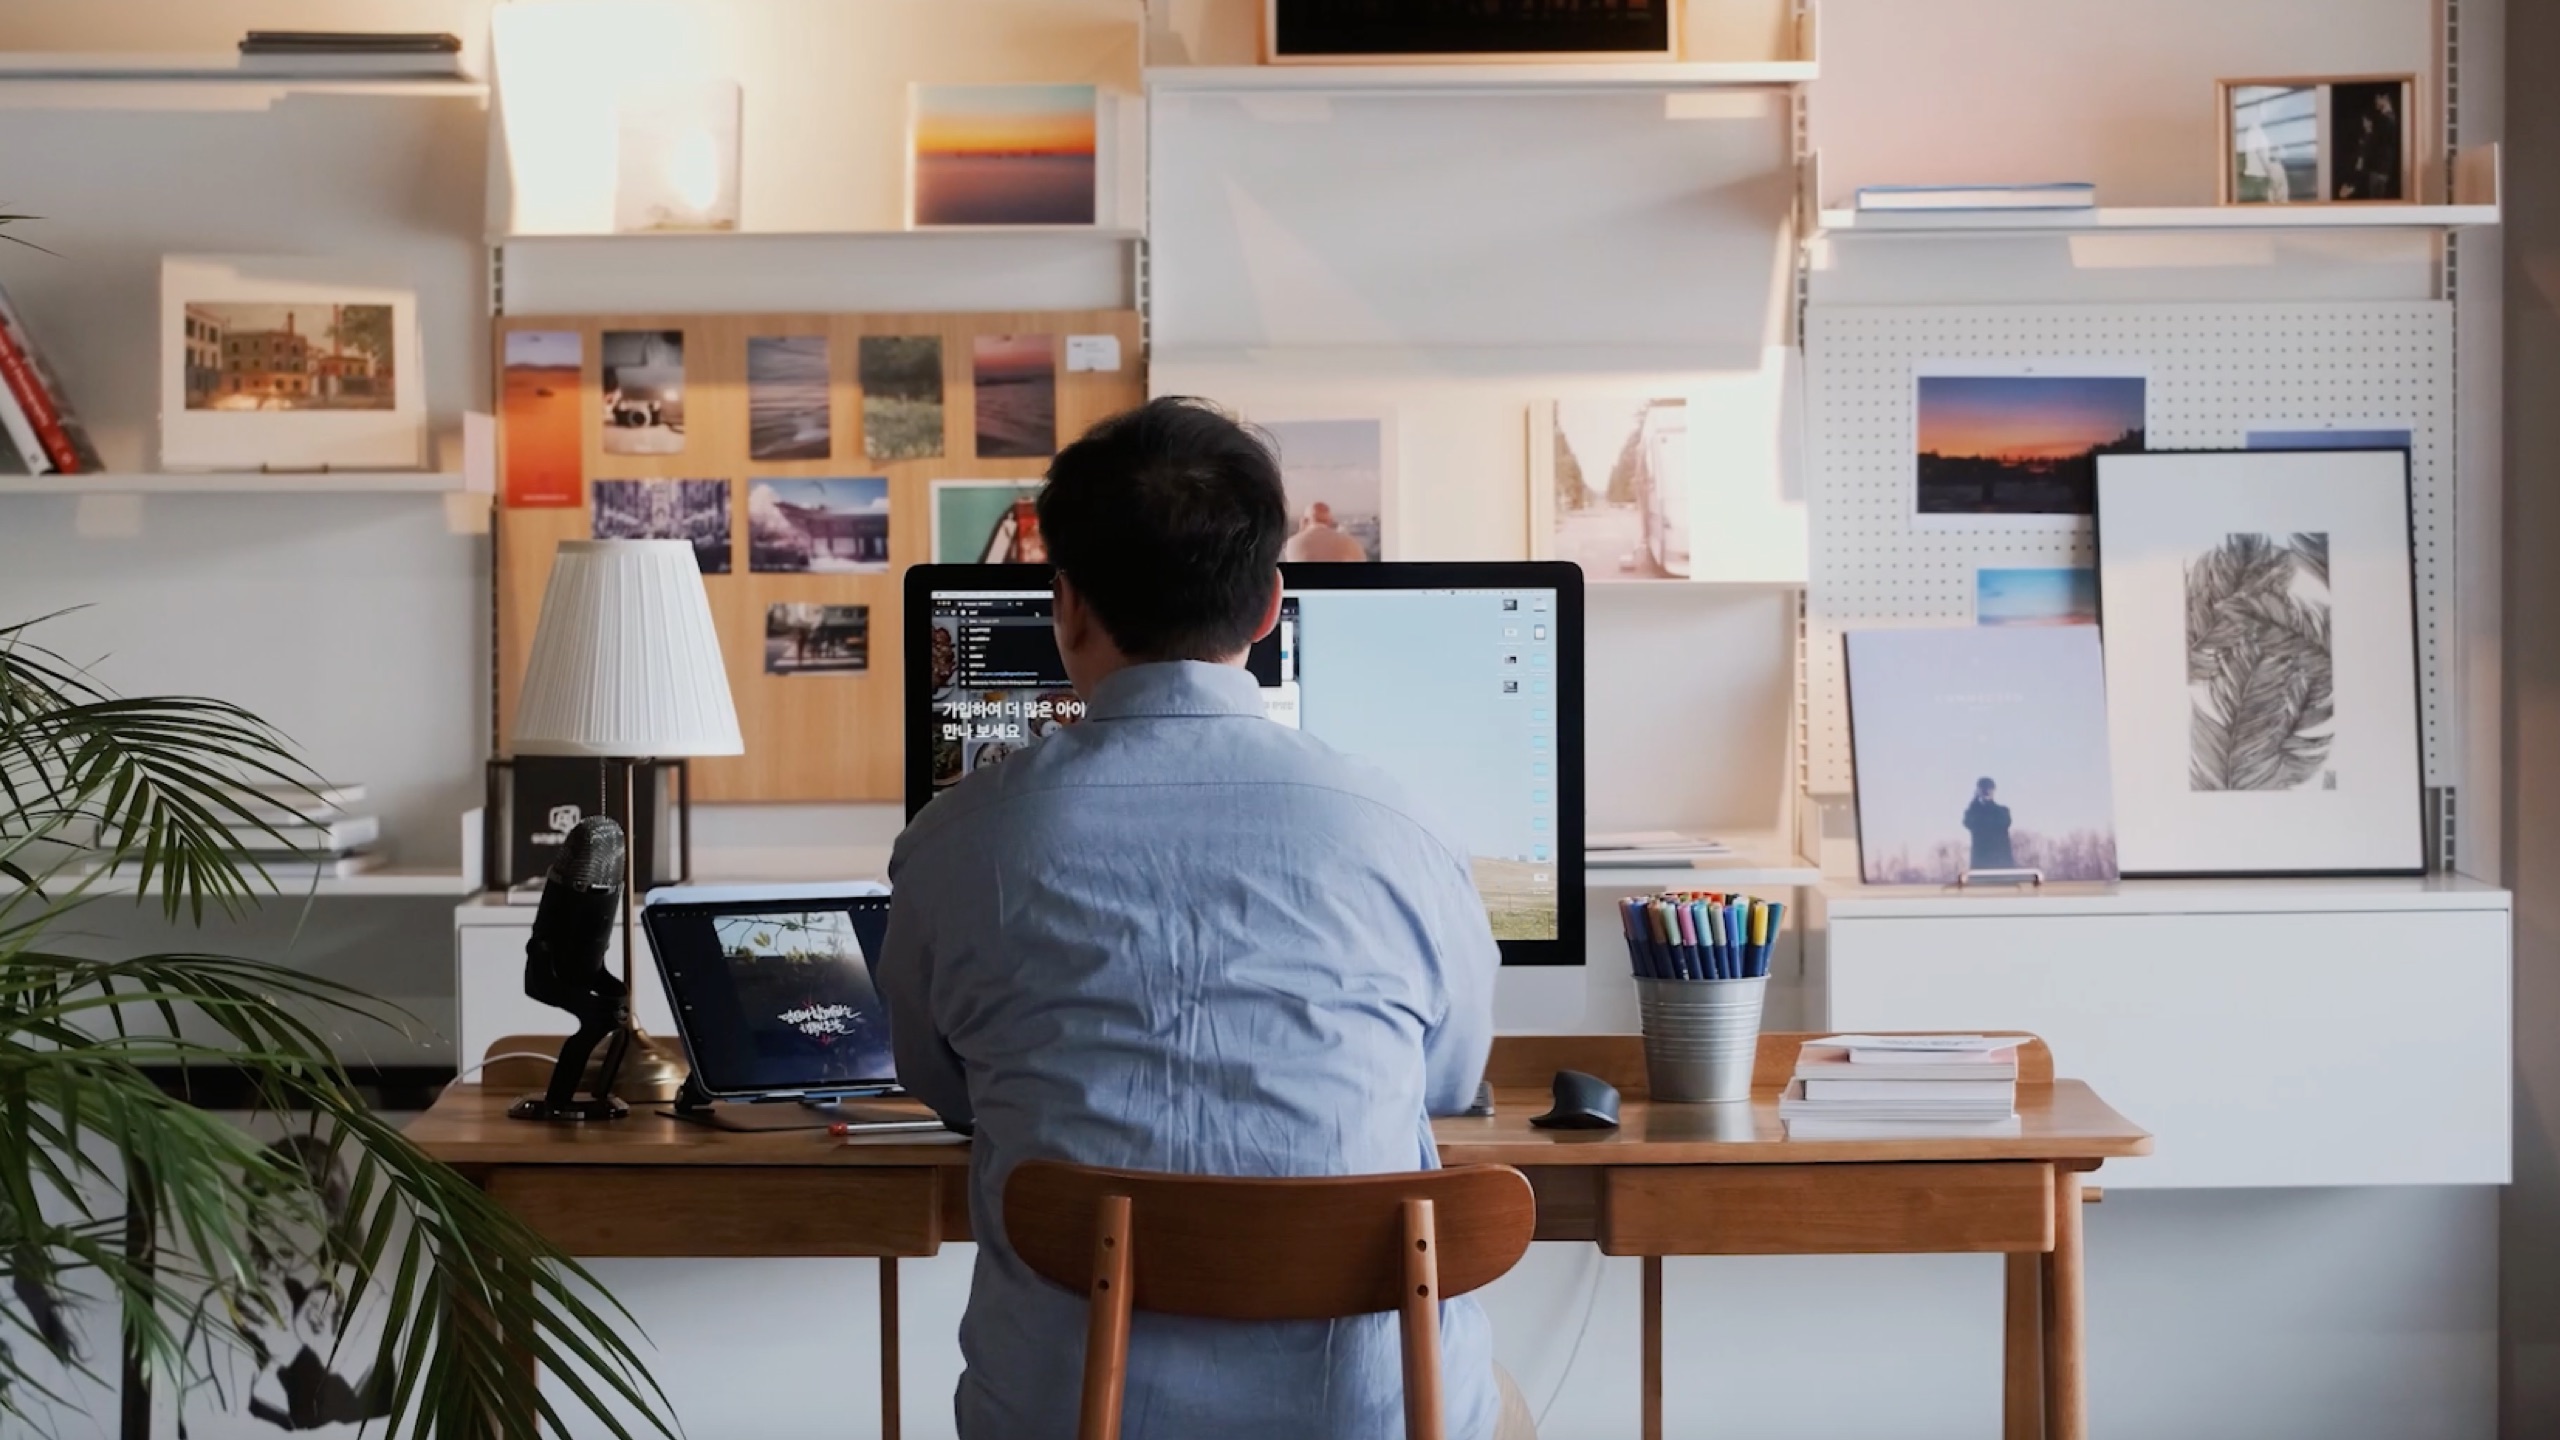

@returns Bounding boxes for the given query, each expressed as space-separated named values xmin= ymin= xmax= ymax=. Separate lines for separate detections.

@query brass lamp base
xmin=611 ymin=1030 xmax=690 ymax=1104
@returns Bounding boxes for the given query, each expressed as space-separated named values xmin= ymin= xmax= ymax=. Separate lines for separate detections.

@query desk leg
xmin=1641 ymin=1255 xmax=1662 ymax=1440
xmin=2040 ymin=1170 xmax=2086 ymax=1440
xmin=2003 ymin=1252 xmax=2042 ymax=1440
xmin=881 ymin=1257 xmax=901 ymax=1440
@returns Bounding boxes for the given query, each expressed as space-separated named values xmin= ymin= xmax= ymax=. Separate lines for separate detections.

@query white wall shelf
xmin=494 ymin=227 xmax=1145 ymax=243
xmin=1818 ymin=203 xmax=2499 ymax=236
xmin=1145 ymin=60 xmax=1815 ymax=93
xmin=0 ymin=472 xmax=488 ymax=496
xmin=0 ymin=53 xmax=485 ymax=109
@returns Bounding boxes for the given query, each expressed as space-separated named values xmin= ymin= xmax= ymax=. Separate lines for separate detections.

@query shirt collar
xmin=1084 ymin=661 xmax=1269 ymax=721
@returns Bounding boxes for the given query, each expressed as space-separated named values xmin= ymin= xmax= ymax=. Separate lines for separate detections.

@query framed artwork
xmin=1267 ymin=0 xmax=1677 ymax=63
xmin=908 ymin=84 xmax=1098 ymax=228
xmin=2221 ymin=75 xmax=2416 ymax=205
xmin=1528 ymin=395 xmax=1688 ymax=580
xmin=2095 ymin=449 xmax=2424 ymax=877
xmin=1255 ymin=414 xmax=1392 ymax=563
xmin=160 ymin=256 xmax=426 ymax=472
xmin=1844 ymin=626 xmax=2119 ymax=886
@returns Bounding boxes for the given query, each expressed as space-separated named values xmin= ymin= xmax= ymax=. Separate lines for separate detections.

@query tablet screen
xmin=643 ymin=897 xmax=897 ymax=1098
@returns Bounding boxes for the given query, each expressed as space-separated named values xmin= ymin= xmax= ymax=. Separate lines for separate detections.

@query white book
xmin=1797 ymin=1042 xmax=2018 ymax=1081
xmin=0 ymin=374 xmax=50 ymax=475
xmin=1800 ymin=1077 xmax=2016 ymax=1103
xmin=1854 ymin=183 xmax=2096 ymax=212
xmin=231 ymin=814 xmax=381 ymax=854
xmin=236 ymin=52 xmax=467 ymax=78
xmin=1589 ymin=830 xmax=1730 ymax=853
xmin=216 ymin=782 xmax=369 ymax=812
xmin=1797 ymin=1058 xmax=2019 ymax=1084
xmin=100 ymin=852 xmax=381 ymax=882
xmin=1784 ymin=1116 xmax=2024 ymax=1141
xmin=1780 ymin=1081 xmax=2015 ymax=1121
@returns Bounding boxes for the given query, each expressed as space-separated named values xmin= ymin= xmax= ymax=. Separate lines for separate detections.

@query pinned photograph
xmin=2227 ymin=83 xmax=2318 ymax=204
xmin=747 ymin=336 xmax=831 ymax=461
xmin=931 ymin=479 xmax=1046 ymax=563
xmin=1975 ymin=568 xmax=2096 ymax=627
xmin=972 ymin=335 xmax=1056 ymax=458
xmin=748 ymin=477 xmax=890 ymax=573
xmin=614 ymin=78 xmax=742 ymax=232
xmin=1535 ymin=396 xmax=1688 ymax=579
xmin=1914 ymin=370 xmax=2144 ymax=520
xmin=2329 ymin=80 xmax=2408 ymax=201
xmin=1845 ymin=626 xmax=2119 ymax=886
xmin=764 ymin=604 xmax=870 ymax=677
xmin=592 ymin=478 xmax=731 ymax=574
xmin=910 ymin=83 xmax=1098 ymax=227
xmin=501 ymin=329 xmax=582 ymax=509
xmin=182 ymin=302 xmax=395 ymax=411
xmin=1261 ymin=418 xmax=1386 ymax=563
xmin=859 ymin=335 xmax=945 ymax=461
xmin=601 ymin=329 xmax=686 ymax=455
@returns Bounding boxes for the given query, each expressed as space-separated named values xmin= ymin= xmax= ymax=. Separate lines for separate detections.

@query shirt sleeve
xmin=1421 ymin=848 xmax=1499 ymax=1118
xmin=879 ymin=852 xmax=974 ymax=1129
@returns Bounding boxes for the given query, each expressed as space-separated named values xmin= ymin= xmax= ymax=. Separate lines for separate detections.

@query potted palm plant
xmin=0 ymin=609 xmax=677 ymax=1440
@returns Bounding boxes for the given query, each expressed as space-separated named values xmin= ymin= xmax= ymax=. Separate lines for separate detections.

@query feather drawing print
xmin=2187 ymin=532 xmax=2335 ymax=791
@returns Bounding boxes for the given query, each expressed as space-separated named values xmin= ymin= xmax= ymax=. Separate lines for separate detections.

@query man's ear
xmin=1251 ymin=570 xmax=1283 ymax=643
xmin=1054 ymin=573 xmax=1091 ymax=651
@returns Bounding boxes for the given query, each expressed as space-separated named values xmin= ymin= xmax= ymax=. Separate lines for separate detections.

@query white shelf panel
xmin=12 ymin=868 xmax=477 ymax=899
xmin=0 ymin=471 xmax=485 ymax=495
xmin=1819 ymin=873 xmax=2510 ymax=920
xmin=496 ymin=227 xmax=1144 ymax=243
xmin=1818 ymin=204 xmax=2499 ymax=236
xmin=1586 ymin=836 xmax=1820 ymax=890
xmin=0 ymin=54 xmax=484 ymax=109
xmin=1145 ymin=60 xmax=1815 ymax=93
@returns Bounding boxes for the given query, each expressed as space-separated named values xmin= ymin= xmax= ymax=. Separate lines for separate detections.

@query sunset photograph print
xmin=910 ymin=83 xmax=1098 ymax=227
xmin=1915 ymin=373 xmax=2145 ymax=519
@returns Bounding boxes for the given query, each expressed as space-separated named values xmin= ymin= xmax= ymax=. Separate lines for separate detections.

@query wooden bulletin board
xmin=494 ymin=309 xmax=1146 ymax=803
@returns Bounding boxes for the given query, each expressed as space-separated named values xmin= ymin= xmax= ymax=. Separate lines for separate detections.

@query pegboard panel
xmin=1805 ymin=302 xmax=2455 ymax=794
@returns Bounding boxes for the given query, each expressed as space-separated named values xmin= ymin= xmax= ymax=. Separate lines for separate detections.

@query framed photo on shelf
xmin=1266 ymin=0 xmax=1678 ymax=64
xmin=907 ymin=83 xmax=1099 ymax=228
xmin=2220 ymin=75 xmax=2417 ymax=205
xmin=2094 ymin=448 xmax=2425 ymax=877
xmin=159 ymin=255 xmax=426 ymax=472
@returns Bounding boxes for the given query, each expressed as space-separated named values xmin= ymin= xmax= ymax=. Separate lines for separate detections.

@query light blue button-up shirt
xmin=881 ymin=660 xmax=1501 ymax=1440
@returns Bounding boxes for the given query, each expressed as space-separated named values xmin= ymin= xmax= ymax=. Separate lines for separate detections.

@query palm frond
xmin=0 ymin=614 xmax=677 ymax=1438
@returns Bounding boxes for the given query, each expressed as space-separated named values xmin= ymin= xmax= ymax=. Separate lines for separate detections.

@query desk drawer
xmin=1598 ymin=1163 xmax=2053 ymax=1256
xmin=487 ymin=1167 xmax=945 ymax=1257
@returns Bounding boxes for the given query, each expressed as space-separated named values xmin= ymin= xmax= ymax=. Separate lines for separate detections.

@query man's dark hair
xmin=1037 ymin=397 xmax=1288 ymax=661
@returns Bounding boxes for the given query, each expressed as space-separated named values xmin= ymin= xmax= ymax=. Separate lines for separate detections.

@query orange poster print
xmin=503 ymin=329 xmax=583 ymax=508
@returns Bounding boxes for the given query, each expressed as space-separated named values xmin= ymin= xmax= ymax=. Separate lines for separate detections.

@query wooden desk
xmin=408 ymin=1033 xmax=2147 ymax=1440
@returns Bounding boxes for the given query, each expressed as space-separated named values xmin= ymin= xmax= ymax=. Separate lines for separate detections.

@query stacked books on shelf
xmin=1851 ymin=183 xmax=2097 ymax=227
xmin=236 ymin=31 xmax=467 ymax=79
xmin=0 ymin=285 xmax=103 ymax=477
xmin=1588 ymin=830 xmax=1733 ymax=869
xmin=215 ymin=782 xmax=384 ymax=880
xmin=1781 ymin=1034 xmax=2021 ymax=1140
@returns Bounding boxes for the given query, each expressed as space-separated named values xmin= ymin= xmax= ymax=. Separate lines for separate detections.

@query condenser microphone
xmin=509 ymin=815 xmax=637 ymax=1122
xmin=524 ymin=816 xmax=626 ymax=1011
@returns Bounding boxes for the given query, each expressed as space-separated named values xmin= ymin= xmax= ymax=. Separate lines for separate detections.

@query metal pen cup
xmin=1635 ymin=974 xmax=1768 ymax=1103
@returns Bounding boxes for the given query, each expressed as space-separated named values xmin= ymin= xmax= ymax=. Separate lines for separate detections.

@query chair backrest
xmin=1004 ymin=1161 xmax=1536 ymax=1321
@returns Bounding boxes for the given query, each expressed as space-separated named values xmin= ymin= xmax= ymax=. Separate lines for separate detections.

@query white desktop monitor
xmin=905 ymin=561 xmax=1586 ymax=966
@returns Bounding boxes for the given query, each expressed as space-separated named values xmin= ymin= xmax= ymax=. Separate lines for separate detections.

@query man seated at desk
xmin=880 ymin=398 xmax=1531 ymax=1440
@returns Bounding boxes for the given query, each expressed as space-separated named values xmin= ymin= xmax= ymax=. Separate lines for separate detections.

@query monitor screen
xmin=642 ymin=896 xmax=899 ymax=1098
xmin=907 ymin=562 xmax=1586 ymax=965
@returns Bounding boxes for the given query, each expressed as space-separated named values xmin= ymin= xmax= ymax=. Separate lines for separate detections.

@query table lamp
xmin=509 ymin=539 xmax=741 ymax=1113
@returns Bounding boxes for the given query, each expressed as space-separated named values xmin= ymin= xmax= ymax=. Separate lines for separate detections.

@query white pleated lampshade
xmin=512 ymin=539 xmax=744 ymax=757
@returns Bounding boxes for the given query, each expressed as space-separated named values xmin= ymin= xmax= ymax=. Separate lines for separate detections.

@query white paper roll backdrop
xmin=513 ymin=539 xmax=745 ymax=757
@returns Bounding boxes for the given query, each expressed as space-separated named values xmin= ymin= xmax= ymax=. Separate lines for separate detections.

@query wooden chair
xmin=1004 ymin=1160 xmax=1538 ymax=1440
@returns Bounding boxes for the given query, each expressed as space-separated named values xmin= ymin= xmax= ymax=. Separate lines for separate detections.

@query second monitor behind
xmin=905 ymin=561 xmax=1586 ymax=967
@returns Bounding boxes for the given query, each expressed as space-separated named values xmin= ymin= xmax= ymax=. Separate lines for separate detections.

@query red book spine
xmin=0 ymin=314 xmax=75 ymax=473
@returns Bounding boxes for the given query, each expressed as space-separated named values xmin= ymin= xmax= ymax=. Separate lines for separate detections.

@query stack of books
xmin=236 ymin=31 xmax=467 ymax=79
xmin=0 ymin=285 xmax=102 ymax=477
xmin=1587 ymin=830 xmax=1733 ymax=869
xmin=221 ymin=782 xmax=384 ymax=880
xmin=1780 ymin=1034 xmax=2021 ymax=1139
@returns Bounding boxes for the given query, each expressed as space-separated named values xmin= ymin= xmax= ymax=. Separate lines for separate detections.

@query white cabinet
xmin=454 ymin=899 xmax=678 ymax=1073
xmin=1811 ymin=878 xmax=2512 ymax=1190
